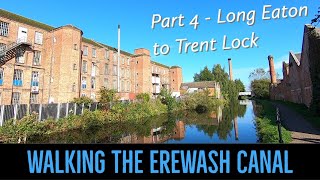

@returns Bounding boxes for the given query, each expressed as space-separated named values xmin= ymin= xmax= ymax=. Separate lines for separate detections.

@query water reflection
xmin=28 ymin=100 xmax=258 ymax=144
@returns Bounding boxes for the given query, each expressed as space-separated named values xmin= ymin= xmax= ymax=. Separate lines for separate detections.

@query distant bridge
xmin=238 ymin=91 xmax=253 ymax=99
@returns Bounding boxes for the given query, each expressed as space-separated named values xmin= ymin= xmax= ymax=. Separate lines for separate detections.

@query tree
xmin=193 ymin=66 xmax=214 ymax=82
xmin=249 ymin=68 xmax=269 ymax=81
xmin=136 ymin=93 xmax=150 ymax=103
xmin=234 ymin=79 xmax=245 ymax=92
xmin=250 ymin=79 xmax=270 ymax=99
xmin=98 ymin=87 xmax=118 ymax=111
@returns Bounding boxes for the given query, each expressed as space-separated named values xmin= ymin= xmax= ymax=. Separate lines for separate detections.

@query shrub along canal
xmin=27 ymin=100 xmax=259 ymax=144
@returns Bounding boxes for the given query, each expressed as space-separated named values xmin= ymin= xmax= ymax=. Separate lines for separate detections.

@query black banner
xmin=0 ymin=144 xmax=319 ymax=179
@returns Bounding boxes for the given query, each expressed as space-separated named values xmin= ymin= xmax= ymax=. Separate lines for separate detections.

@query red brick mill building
xmin=268 ymin=24 xmax=320 ymax=112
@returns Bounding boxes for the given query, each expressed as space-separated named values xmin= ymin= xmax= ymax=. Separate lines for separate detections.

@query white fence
xmin=0 ymin=102 xmax=99 ymax=126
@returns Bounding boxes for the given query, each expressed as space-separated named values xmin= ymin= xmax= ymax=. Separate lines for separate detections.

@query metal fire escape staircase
xmin=0 ymin=39 xmax=32 ymax=67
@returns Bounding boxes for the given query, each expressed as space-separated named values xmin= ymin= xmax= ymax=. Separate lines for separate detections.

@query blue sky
xmin=1 ymin=0 xmax=318 ymax=89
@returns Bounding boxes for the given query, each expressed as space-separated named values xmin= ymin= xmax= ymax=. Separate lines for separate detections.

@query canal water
xmin=28 ymin=100 xmax=259 ymax=144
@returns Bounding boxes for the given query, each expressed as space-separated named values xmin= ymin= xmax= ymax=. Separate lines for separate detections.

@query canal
xmin=28 ymin=100 xmax=259 ymax=144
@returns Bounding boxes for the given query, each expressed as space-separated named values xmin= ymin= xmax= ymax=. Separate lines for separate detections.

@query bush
xmin=99 ymin=87 xmax=118 ymax=110
xmin=72 ymin=97 xmax=94 ymax=107
xmin=136 ymin=93 xmax=150 ymax=103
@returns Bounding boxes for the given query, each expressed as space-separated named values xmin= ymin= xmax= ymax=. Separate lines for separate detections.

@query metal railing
xmin=276 ymin=107 xmax=284 ymax=143
xmin=0 ymin=102 xmax=99 ymax=127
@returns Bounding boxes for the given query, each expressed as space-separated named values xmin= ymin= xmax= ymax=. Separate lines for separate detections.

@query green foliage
xmin=250 ymin=79 xmax=270 ymax=99
xmin=235 ymin=79 xmax=245 ymax=92
xmin=193 ymin=64 xmax=244 ymax=102
xmin=183 ymin=90 xmax=220 ymax=112
xmin=159 ymin=88 xmax=177 ymax=111
xmin=136 ymin=93 xmax=150 ymax=103
xmin=193 ymin=66 xmax=214 ymax=82
xmin=72 ymin=96 xmax=94 ymax=107
xmin=253 ymin=100 xmax=292 ymax=143
xmin=98 ymin=87 xmax=118 ymax=110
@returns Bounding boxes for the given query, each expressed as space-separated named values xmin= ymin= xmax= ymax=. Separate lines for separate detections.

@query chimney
xmin=228 ymin=58 xmax=233 ymax=81
xmin=268 ymin=55 xmax=277 ymax=84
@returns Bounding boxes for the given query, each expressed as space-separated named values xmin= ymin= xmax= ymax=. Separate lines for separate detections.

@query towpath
xmin=271 ymin=102 xmax=320 ymax=144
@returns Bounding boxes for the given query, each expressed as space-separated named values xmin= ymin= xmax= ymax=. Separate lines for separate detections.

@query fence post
xmin=74 ymin=103 xmax=77 ymax=115
xmin=95 ymin=103 xmax=98 ymax=111
xmin=26 ymin=104 xmax=30 ymax=116
xmin=276 ymin=107 xmax=284 ymax=144
xmin=38 ymin=104 xmax=42 ymax=121
xmin=81 ymin=103 xmax=84 ymax=114
xmin=88 ymin=104 xmax=91 ymax=112
xmin=13 ymin=104 xmax=18 ymax=120
xmin=66 ymin=102 xmax=69 ymax=117
xmin=56 ymin=103 xmax=60 ymax=120
xmin=0 ymin=105 xmax=4 ymax=127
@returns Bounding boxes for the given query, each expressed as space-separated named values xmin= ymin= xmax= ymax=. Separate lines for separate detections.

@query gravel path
xmin=272 ymin=102 xmax=320 ymax=144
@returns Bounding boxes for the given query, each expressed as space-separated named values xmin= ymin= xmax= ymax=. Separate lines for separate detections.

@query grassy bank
xmin=274 ymin=100 xmax=320 ymax=130
xmin=254 ymin=100 xmax=292 ymax=143
xmin=0 ymin=91 xmax=224 ymax=143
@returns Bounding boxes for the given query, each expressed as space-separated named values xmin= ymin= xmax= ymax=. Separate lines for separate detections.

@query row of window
xmin=82 ymin=46 xmax=131 ymax=65
xmin=82 ymin=61 xmax=131 ymax=77
xmin=0 ymin=68 xmax=40 ymax=87
xmin=151 ymin=66 xmax=169 ymax=75
xmin=0 ymin=21 xmax=44 ymax=45
xmin=81 ymin=76 xmax=131 ymax=92
xmin=10 ymin=92 xmax=38 ymax=104
xmin=0 ymin=43 xmax=42 ymax=65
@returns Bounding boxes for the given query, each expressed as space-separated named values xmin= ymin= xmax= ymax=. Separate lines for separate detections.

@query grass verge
xmin=254 ymin=100 xmax=292 ymax=143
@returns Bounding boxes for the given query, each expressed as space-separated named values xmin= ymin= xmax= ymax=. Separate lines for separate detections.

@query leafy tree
xmin=250 ymin=79 xmax=270 ymax=99
xmin=98 ymin=87 xmax=118 ymax=111
xmin=235 ymin=79 xmax=245 ymax=92
xmin=249 ymin=68 xmax=269 ymax=81
xmin=194 ymin=66 xmax=214 ymax=82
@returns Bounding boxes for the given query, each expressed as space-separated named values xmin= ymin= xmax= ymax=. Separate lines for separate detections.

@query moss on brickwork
xmin=308 ymin=27 xmax=320 ymax=115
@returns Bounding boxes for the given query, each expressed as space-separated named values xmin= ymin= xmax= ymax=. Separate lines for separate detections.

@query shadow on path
xmin=271 ymin=102 xmax=320 ymax=144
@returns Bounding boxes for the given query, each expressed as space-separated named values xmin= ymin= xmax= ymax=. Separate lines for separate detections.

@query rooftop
xmin=0 ymin=8 xmax=178 ymax=69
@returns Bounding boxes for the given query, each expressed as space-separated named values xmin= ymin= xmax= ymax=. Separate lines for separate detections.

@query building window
xmin=72 ymin=83 xmax=76 ymax=92
xmin=113 ymin=80 xmax=117 ymax=90
xmin=81 ymin=77 xmax=87 ymax=89
xmin=30 ymin=93 xmax=38 ymax=104
xmin=0 ymin=68 xmax=3 ymax=86
xmin=83 ymin=46 xmax=88 ymax=56
xmin=104 ymin=63 xmax=109 ymax=75
xmin=92 ymin=48 xmax=96 ymax=58
xmin=113 ymin=65 xmax=117 ymax=76
xmin=34 ymin=32 xmax=43 ymax=45
xmin=31 ymin=71 xmax=39 ymax=87
xmin=122 ymin=57 xmax=125 ymax=64
xmin=0 ymin=21 xmax=9 ymax=37
xmin=121 ymin=80 xmax=125 ymax=92
xmin=104 ymin=78 xmax=108 ymax=88
xmin=91 ymin=62 xmax=97 ymax=76
xmin=113 ymin=53 xmax=117 ymax=63
xmin=82 ymin=61 xmax=87 ymax=73
xmin=105 ymin=49 xmax=109 ymax=59
xmin=0 ymin=43 xmax=6 ymax=54
xmin=15 ymin=49 xmax=24 ymax=63
xmin=121 ymin=68 xmax=124 ymax=78
xmin=127 ymin=81 xmax=130 ymax=92
xmin=127 ymin=58 xmax=130 ymax=65
xmin=91 ymin=77 xmax=96 ymax=89
xmin=13 ymin=69 xmax=23 ymax=86
xmin=126 ymin=69 xmax=130 ymax=78
xmin=81 ymin=93 xmax=86 ymax=97
xmin=74 ymin=44 xmax=78 ymax=50
xmin=33 ymin=51 xmax=41 ymax=65
xmin=12 ymin=92 xmax=20 ymax=104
